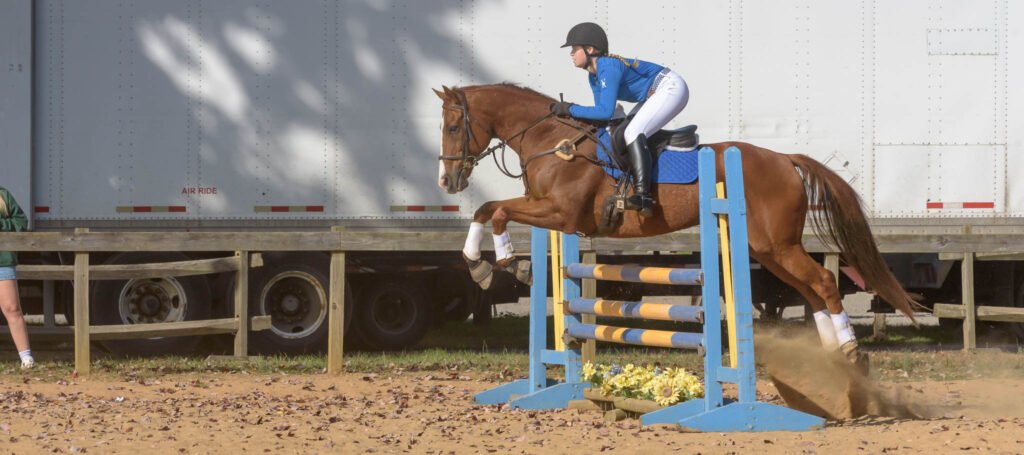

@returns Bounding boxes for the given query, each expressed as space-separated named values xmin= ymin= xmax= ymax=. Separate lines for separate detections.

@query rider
xmin=549 ymin=22 xmax=689 ymax=217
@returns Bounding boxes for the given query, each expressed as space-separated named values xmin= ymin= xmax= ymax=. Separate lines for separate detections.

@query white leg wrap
xmin=813 ymin=310 xmax=840 ymax=351
xmin=493 ymin=231 xmax=514 ymax=262
xmin=831 ymin=311 xmax=856 ymax=346
xmin=463 ymin=222 xmax=485 ymax=261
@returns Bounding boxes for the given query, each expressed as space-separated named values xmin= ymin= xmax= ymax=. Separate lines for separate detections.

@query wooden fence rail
xmin=2 ymin=227 xmax=1022 ymax=374
xmin=55 ymin=228 xmax=272 ymax=374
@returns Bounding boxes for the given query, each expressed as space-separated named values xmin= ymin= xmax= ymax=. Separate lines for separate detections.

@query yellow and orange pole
xmin=717 ymin=182 xmax=738 ymax=368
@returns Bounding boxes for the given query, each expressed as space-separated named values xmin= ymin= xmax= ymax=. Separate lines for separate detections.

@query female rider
xmin=550 ymin=22 xmax=690 ymax=217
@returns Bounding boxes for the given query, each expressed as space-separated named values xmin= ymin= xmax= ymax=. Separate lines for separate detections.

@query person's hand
xmin=549 ymin=101 xmax=574 ymax=117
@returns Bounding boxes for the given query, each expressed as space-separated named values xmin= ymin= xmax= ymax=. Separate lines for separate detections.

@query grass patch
xmin=5 ymin=348 xmax=1020 ymax=384
xmin=856 ymin=324 xmax=962 ymax=347
xmin=869 ymin=349 xmax=1024 ymax=381
xmin=3 ymin=316 xmax=1021 ymax=384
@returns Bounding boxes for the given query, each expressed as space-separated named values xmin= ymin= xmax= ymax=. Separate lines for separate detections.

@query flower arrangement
xmin=581 ymin=362 xmax=704 ymax=406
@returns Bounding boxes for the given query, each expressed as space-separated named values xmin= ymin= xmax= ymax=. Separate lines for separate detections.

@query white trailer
xmin=2 ymin=0 xmax=1022 ymax=354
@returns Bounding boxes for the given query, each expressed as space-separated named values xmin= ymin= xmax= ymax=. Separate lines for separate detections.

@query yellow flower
xmin=581 ymin=362 xmax=597 ymax=382
xmin=586 ymin=362 xmax=703 ymax=403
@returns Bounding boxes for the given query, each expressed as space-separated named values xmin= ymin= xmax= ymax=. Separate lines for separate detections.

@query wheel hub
xmin=119 ymin=278 xmax=187 ymax=325
xmin=260 ymin=271 xmax=327 ymax=340
xmin=269 ymin=285 xmax=310 ymax=323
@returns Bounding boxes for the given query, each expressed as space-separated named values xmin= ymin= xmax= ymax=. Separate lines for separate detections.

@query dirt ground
xmin=1 ymin=367 xmax=1022 ymax=455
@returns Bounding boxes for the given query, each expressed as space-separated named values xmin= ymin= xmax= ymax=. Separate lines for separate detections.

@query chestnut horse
xmin=434 ymin=83 xmax=917 ymax=362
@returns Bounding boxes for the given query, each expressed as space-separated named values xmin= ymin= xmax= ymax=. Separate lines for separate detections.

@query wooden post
xmin=581 ymin=251 xmax=597 ymax=364
xmin=872 ymin=313 xmax=888 ymax=341
xmin=73 ymin=228 xmax=90 ymax=375
xmin=327 ymin=227 xmax=346 ymax=374
xmin=233 ymin=251 xmax=249 ymax=358
xmin=823 ymin=253 xmax=840 ymax=287
xmin=962 ymin=252 xmax=976 ymax=350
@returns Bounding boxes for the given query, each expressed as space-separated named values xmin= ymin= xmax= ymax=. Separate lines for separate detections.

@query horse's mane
xmin=457 ymin=83 xmax=555 ymax=102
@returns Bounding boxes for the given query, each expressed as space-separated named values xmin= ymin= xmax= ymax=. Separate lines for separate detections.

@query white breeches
xmin=624 ymin=69 xmax=689 ymax=145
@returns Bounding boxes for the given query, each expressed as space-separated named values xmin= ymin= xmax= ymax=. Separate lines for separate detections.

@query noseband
xmin=438 ymin=90 xmax=555 ymax=183
xmin=438 ymin=88 xmax=612 ymax=194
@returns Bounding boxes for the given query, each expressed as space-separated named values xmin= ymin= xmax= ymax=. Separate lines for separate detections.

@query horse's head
xmin=434 ymin=86 xmax=493 ymax=194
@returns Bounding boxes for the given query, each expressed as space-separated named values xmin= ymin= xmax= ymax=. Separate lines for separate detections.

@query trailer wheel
xmin=353 ymin=278 xmax=431 ymax=350
xmin=249 ymin=255 xmax=352 ymax=355
xmin=432 ymin=269 xmax=473 ymax=324
xmin=90 ymin=252 xmax=212 ymax=356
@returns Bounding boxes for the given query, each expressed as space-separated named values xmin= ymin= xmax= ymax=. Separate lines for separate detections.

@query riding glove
xmin=549 ymin=101 xmax=575 ymax=118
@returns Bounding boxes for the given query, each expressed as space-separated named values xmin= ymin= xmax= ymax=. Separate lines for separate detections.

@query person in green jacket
xmin=0 ymin=186 xmax=32 ymax=369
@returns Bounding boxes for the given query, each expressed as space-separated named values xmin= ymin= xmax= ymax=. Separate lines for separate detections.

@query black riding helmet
xmin=561 ymin=22 xmax=608 ymax=54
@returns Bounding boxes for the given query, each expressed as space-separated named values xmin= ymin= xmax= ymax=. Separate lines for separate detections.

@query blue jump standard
xmin=474 ymin=146 xmax=825 ymax=432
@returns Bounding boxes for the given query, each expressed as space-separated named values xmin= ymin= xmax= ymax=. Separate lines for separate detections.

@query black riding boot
xmin=625 ymin=134 xmax=655 ymax=217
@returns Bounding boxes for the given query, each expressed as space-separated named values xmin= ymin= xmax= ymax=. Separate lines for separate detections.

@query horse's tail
xmin=787 ymin=154 xmax=920 ymax=321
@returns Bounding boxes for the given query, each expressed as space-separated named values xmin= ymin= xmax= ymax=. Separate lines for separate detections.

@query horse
xmin=433 ymin=83 xmax=918 ymax=365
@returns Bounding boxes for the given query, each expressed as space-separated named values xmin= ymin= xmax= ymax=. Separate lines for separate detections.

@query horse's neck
xmin=466 ymin=88 xmax=589 ymax=164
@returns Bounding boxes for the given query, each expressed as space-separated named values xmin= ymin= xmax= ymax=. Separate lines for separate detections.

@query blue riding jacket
xmin=568 ymin=56 xmax=665 ymax=121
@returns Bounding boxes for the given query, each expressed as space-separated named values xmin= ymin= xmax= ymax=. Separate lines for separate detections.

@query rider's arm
xmin=568 ymin=58 xmax=623 ymax=121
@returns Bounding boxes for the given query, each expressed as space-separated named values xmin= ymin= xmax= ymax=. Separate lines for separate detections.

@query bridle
xmin=438 ymin=90 xmax=552 ymax=180
xmin=438 ymin=88 xmax=619 ymax=193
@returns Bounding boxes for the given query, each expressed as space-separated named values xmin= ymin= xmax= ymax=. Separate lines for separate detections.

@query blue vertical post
xmin=723 ymin=147 xmax=757 ymax=403
xmin=529 ymin=226 xmax=550 ymax=392
xmin=502 ymin=228 xmax=587 ymax=410
xmin=560 ymin=233 xmax=583 ymax=383
xmin=697 ymin=146 xmax=724 ymax=411
xmin=665 ymin=146 xmax=825 ymax=432
xmin=474 ymin=226 xmax=552 ymax=405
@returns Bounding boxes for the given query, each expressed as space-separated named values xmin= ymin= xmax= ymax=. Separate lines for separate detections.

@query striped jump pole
xmin=566 ymin=299 xmax=704 ymax=324
xmin=474 ymin=146 xmax=825 ymax=432
xmin=563 ymin=263 xmax=703 ymax=286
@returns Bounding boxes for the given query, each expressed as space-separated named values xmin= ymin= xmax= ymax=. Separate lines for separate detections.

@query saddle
xmin=594 ymin=117 xmax=700 ymax=236
xmin=608 ymin=119 xmax=700 ymax=167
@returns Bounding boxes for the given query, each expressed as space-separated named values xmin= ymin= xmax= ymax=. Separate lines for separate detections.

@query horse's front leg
xmin=462 ymin=197 xmax=561 ymax=289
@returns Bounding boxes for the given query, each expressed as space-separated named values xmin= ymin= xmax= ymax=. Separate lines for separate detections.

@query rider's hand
xmin=549 ymin=101 xmax=574 ymax=118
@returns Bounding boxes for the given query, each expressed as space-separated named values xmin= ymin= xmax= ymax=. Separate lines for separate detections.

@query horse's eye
xmin=448 ymin=125 xmax=459 ymax=134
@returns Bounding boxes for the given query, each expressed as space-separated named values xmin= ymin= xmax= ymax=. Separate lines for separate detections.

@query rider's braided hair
xmin=602 ymin=52 xmax=640 ymax=69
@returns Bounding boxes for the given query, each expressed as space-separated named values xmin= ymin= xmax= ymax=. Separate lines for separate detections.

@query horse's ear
xmin=442 ymin=85 xmax=456 ymax=98
xmin=432 ymin=88 xmax=446 ymax=101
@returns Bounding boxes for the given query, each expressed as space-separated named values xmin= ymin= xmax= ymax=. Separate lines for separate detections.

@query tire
xmin=353 ymin=278 xmax=432 ymax=350
xmin=248 ymin=254 xmax=351 ymax=355
xmin=432 ymin=270 xmax=473 ymax=324
xmin=90 ymin=252 xmax=212 ymax=357
xmin=219 ymin=270 xmax=353 ymax=355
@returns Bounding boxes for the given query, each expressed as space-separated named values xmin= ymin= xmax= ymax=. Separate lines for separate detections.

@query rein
xmin=439 ymin=90 xmax=622 ymax=194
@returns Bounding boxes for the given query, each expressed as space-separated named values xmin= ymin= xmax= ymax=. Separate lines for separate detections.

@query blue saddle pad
xmin=594 ymin=127 xmax=699 ymax=185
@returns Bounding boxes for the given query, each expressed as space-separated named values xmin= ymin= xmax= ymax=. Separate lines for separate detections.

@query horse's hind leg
xmin=752 ymin=251 xmax=839 ymax=350
xmin=767 ymin=244 xmax=866 ymax=370
xmin=750 ymin=252 xmax=828 ymax=312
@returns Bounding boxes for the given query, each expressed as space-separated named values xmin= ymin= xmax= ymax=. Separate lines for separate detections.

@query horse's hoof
xmin=512 ymin=259 xmax=532 ymax=285
xmin=841 ymin=341 xmax=870 ymax=376
xmin=467 ymin=258 xmax=494 ymax=290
